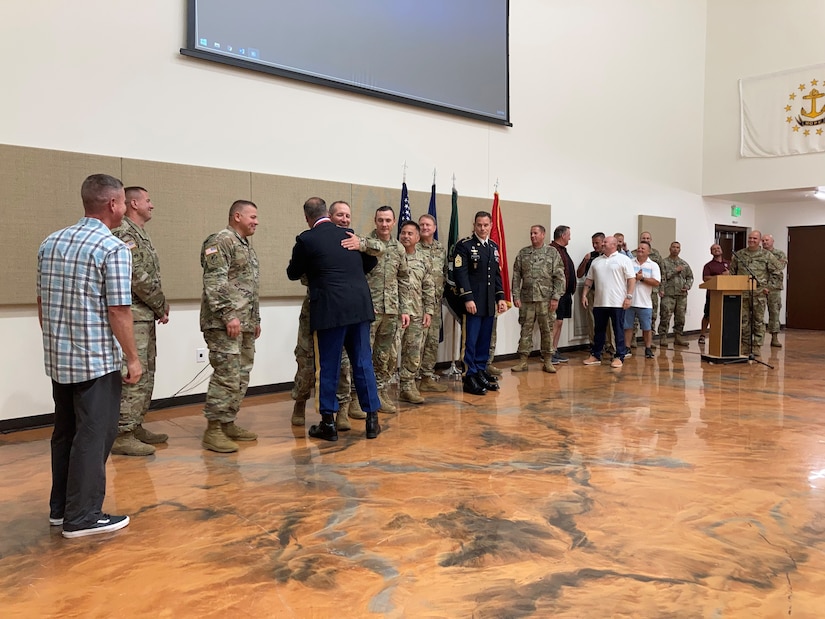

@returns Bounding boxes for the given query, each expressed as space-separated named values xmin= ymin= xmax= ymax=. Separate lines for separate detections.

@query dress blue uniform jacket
xmin=452 ymin=235 xmax=504 ymax=316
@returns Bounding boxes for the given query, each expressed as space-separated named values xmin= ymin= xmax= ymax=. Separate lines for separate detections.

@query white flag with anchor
xmin=740 ymin=63 xmax=825 ymax=157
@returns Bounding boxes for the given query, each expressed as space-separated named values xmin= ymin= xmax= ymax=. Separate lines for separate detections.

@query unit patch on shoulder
xmin=454 ymin=255 xmax=462 ymax=268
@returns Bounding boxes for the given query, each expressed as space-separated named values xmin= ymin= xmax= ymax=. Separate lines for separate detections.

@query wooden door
xmin=715 ymin=226 xmax=746 ymax=262
xmin=787 ymin=225 xmax=824 ymax=330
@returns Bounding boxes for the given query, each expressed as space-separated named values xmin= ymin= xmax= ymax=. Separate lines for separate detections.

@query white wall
xmin=755 ymin=202 xmax=825 ymax=324
xmin=703 ymin=0 xmax=825 ymax=195
xmin=1 ymin=1 xmax=719 ymax=420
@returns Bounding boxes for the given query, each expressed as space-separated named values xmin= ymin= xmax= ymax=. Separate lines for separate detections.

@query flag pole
xmin=443 ymin=172 xmax=462 ymax=379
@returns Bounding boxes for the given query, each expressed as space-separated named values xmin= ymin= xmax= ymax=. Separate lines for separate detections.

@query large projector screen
xmin=181 ymin=0 xmax=510 ymax=126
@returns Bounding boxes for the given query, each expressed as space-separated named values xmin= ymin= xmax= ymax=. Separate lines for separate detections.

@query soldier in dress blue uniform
xmin=452 ymin=211 xmax=508 ymax=395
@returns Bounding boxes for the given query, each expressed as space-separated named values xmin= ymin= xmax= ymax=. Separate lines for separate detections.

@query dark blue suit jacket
xmin=286 ymin=221 xmax=377 ymax=332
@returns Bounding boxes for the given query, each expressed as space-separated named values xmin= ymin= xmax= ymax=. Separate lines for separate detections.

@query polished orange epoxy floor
xmin=2 ymin=330 xmax=825 ymax=618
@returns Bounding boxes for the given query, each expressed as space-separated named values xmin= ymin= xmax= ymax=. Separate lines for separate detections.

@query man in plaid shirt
xmin=37 ymin=173 xmax=141 ymax=539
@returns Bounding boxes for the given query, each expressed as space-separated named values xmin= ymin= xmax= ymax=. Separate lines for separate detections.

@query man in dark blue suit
xmin=286 ymin=197 xmax=382 ymax=441
xmin=452 ymin=211 xmax=508 ymax=395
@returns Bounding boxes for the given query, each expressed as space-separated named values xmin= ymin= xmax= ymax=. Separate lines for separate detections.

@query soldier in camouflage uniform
xmin=761 ymin=233 xmax=787 ymax=347
xmin=510 ymin=225 xmax=565 ymax=373
xmin=367 ymin=206 xmax=410 ymax=413
xmin=657 ymin=241 xmax=694 ymax=347
xmin=290 ymin=201 xmax=382 ymax=429
xmin=417 ymin=214 xmax=449 ymax=392
xmin=199 ymin=200 xmax=261 ymax=453
xmin=110 ymin=187 xmax=170 ymax=456
xmin=397 ymin=221 xmax=436 ymax=403
xmin=731 ymin=230 xmax=782 ymax=355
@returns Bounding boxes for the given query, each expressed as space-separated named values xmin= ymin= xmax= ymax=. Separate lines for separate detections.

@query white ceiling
xmin=705 ymin=187 xmax=824 ymax=205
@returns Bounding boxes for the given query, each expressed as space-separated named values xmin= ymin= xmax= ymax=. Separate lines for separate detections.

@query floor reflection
xmin=1 ymin=330 xmax=825 ymax=617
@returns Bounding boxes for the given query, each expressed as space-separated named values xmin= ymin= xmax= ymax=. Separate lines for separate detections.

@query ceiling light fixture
xmin=815 ymin=188 xmax=825 ymax=200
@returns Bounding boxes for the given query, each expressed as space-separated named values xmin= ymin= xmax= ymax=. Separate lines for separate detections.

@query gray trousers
xmin=50 ymin=371 xmax=121 ymax=529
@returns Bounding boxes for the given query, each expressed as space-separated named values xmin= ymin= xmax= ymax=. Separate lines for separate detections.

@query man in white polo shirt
xmin=581 ymin=236 xmax=636 ymax=368
xmin=623 ymin=241 xmax=660 ymax=359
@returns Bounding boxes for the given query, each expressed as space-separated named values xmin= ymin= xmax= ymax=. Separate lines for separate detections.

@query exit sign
xmin=730 ymin=205 xmax=741 ymax=217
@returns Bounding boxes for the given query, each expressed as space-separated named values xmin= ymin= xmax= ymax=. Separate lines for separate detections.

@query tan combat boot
xmin=134 ymin=424 xmax=168 ymax=444
xmin=486 ymin=364 xmax=503 ymax=377
xmin=419 ymin=376 xmax=448 ymax=392
xmin=399 ymin=384 xmax=424 ymax=404
xmin=222 ymin=421 xmax=257 ymax=441
xmin=378 ymin=390 xmax=397 ymax=414
xmin=542 ymin=358 xmax=557 ymax=373
xmin=202 ymin=420 xmax=238 ymax=453
xmin=674 ymin=334 xmax=689 ymax=347
xmin=511 ymin=355 xmax=529 ymax=372
xmin=771 ymin=333 xmax=782 ymax=348
xmin=348 ymin=398 xmax=367 ymax=419
xmin=111 ymin=431 xmax=155 ymax=456
xmin=291 ymin=400 xmax=306 ymax=426
xmin=335 ymin=407 xmax=352 ymax=431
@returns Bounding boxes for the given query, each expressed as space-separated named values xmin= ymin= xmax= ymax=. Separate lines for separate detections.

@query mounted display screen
xmin=181 ymin=0 xmax=510 ymax=125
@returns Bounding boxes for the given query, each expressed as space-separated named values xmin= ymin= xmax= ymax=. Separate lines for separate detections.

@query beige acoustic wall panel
xmin=349 ymin=184 xmax=400 ymax=236
xmin=251 ymin=173 xmax=351 ymax=297
xmin=0 ymin=144 xmax=122 ymax=305
xmin=638 ymin=215 xmax=677 ymax=254
xmin=121 ymin=159 xmax=252 ymax=301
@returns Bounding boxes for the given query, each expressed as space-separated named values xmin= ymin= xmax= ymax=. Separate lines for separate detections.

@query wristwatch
xmin=625 ymin=294 xmax=633 ymax=299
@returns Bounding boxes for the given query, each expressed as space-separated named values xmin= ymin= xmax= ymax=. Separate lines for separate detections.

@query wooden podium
xmin=699 ymin=275 xmax=753 ymax=362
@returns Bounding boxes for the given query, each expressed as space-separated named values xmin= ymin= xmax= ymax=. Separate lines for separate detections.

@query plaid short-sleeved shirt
xmin=37 ymin=217 xmax=132 ymax=384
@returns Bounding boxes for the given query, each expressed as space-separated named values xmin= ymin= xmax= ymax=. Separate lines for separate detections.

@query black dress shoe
xmin=480 ymin=369 xmax=499 ymax=384
xmin=476 ymin=372 xmax=500 ymax=391
xmin=365 ymin=412 xmax=381 ymax=439
xmin=463 ymin=374 xmax=487 ymax=395
xmin=308 ymin=421 xmax=338 ymax=442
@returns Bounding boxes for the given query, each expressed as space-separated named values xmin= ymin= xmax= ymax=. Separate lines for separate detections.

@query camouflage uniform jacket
xmin=402 ymin=248 xmax=436 ymax=317
xmin=416 ymin=239 xmax=447 ymax=294
xmin=659 ymin=257 xmax=694 ymax=296
xmin=200 ymin=227 xmax=260 ymax=332
xmin=111 ymin=216 xmax=167 ymax=321
xmin=767 ymin=248 xmax=787 ymax=290
xmin=366 ymin=231 xmax=409 ymax=314
xmin=730 ymin=247 xmax=782 ymax=292
xmin=511 ymin=244 xmax=565 ymax=303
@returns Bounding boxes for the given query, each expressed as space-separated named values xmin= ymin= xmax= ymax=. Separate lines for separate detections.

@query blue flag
xmin=427 ymin=183 xmax=438 ymax=240
xmin=397 ymin=182 xmax=412 ymax=239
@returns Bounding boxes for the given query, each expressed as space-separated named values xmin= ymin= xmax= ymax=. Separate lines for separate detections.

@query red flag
xmin=489 ymin=191 xmax=512 ymax=307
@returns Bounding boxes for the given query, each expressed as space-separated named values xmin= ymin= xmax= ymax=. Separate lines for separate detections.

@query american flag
xmin=397 ymin=182 xmax=412 ymax=239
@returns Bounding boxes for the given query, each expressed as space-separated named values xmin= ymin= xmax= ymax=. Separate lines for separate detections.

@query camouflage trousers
xmin=399 ymin=317 xmax=427 ymax=390
xmin=658 ymin=294 xmax=687 ymax=337
xmin=291 ymin=296 xmax=356 ymax=405
xmin=419 ymin=304 xmax=443 ymax=379
xmin=487 ymin=316 xmax=498 ymax=365
xmin=517 ymin=301 xmax=554 ymax=357
xmin=371 ymin=313 xmax=399 ymax=389
xmin=742 ymin=292 xmax=767 ymax=348
xmin=291 ymin=296 xmax=314 ymax=401
xmin=118 ymin=320 xmax=156 ymax=432
xmin=203 ymin=329 xmax=255 ymax=422
xmin=766 ymin=290 xmax=782 ymax=333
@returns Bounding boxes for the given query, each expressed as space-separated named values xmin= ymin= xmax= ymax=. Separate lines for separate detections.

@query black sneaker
xmin=552 ymin=352 xmax=569 ymax=364
xmin=62 ymin=514 xmax=130 ymax=538
xmin=645 ymin=348 xmax=655 ymax=359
